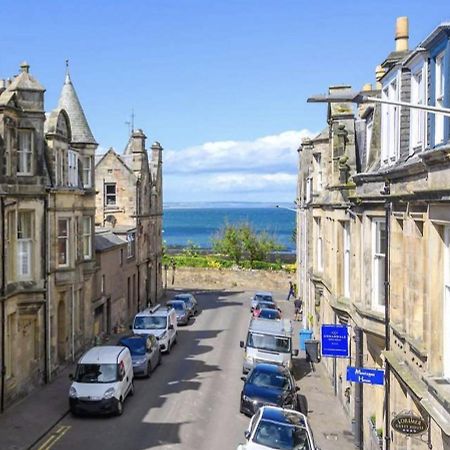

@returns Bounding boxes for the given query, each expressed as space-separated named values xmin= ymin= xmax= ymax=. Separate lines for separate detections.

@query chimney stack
xmin=395 ymin=16 xmax=409 ymax=52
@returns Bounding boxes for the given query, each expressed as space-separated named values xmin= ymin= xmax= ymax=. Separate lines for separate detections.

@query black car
xmin=240 ymin=363 xmax=300 ymax=416
xmin=259 ymin=308 xmax=281 ymax=320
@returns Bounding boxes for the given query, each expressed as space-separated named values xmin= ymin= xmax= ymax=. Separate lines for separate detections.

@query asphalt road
xmin=33 ymin=289 xmax=278 ymax=450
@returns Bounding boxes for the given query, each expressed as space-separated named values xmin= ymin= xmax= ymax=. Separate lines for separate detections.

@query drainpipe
xmin=43 ymin=194 xmax=50 ymax=384
xmin=354 ymin=326 xmax=364 ymax=448
xmin=383 ymin=181 xmax=391 ymax=450
xmin=1 ymin=197 xmax=6 ymax=412
xmin=71 ymin=285 xmax=75 ymax=361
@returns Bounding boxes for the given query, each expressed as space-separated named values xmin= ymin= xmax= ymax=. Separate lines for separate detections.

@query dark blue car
xmin=118 ymin=334 xmax=161 ymax=377
xmin=240 ymin=363 xmax=300 ymax=416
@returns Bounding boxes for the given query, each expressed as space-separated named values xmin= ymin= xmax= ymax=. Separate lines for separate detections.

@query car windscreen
xmin=120 ymin=338 xmax=146 ymax=355
xmin=74 ymin=363 xmax=118 ymax=383
xmin=259 ymin=309 xmax=281 ymax=320
xmin=134 ymin=316 xmax=167 ymax=330
xmin=253 ymin=420 xmax=311 ymax=450
xmin=248 ymin=370 xmax=290 ymax=390
xmin=168 ymin=302 xmax=185 ymax=310
xmin=247 ymin=332 xmax=291 ymax=353
xmin=257 ymin=302 xmax=276 ymax=310
xmin=255 ymin=294 xmax=273 ymax=302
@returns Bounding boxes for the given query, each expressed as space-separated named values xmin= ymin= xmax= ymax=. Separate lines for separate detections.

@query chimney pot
xmin=395 ymin=16 xmax=409 ymax=52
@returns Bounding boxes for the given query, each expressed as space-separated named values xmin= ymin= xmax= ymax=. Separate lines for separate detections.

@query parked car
xmin=240 ymin=363 xmax=301 ymax=416
xmin=237 ymin=406 xmax=317 ymax=450
xmin=258 ymin=308 xmax=282 ymax=320
xmin=118 ymin=334 xmax=161 ymax=378
xmin=172 ymin=293 xmax=199 ymax=316
xmin=240 ymin=318 xmax=298 ymax=373
xmin=69 ymin=346 xmax=134 ymax=416
xmin=166 ymin=300 xmax=190 ymax=325
xmin=252 ymin=301 xmax=281 ymax=318
xmin=250 ymin=292 xmax=274 ymax=312
xmin=132 ymin=304 xmax=177 ymax=353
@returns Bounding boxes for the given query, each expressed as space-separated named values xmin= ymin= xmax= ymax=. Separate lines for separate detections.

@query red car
xmin=252 ymin=301 xmax=281 ymax=318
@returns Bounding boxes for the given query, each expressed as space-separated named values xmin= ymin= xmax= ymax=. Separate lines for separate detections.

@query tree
xmin=213 ymin=222 xmax=282 ymax=267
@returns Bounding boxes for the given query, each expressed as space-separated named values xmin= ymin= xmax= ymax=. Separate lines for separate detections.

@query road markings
xmin=37 ymin=425 xmax=71 ymax=450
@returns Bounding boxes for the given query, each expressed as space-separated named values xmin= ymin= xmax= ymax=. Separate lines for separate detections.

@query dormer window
xmin=410 ymin=62 xmax=426 ymax=152
xmin=17 ymin=129 xmax=33 ymax=175
xmin=435 ymin=52 xmax=445 ymax=145
xmin=381 ymin=75 xmax=400 ymax=165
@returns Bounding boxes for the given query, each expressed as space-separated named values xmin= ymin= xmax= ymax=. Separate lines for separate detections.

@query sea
xmin=163 ymin=202 xmax=296 ymax=253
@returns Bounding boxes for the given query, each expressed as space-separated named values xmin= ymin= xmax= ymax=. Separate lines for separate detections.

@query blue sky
xmin=1 ymin=1 xmax=448 ymax=202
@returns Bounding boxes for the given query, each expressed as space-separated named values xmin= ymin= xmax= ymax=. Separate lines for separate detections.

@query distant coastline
xmin=164 ymin=201 xmax=296 ymax=210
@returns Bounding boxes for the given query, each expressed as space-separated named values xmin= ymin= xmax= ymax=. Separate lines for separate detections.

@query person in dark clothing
xmin=287 ymin=281 xmax=295 ymax=301
xmin=294 ymin=298 xmax=303 ymax=321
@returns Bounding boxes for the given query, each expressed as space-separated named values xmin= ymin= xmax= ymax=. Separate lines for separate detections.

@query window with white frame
xmin=127 ymin=231 xmax=136 ymax=258
xmin=57 ymin=218 xmax=70 ymax=266
xmin=3 ymin=127 xmax=13 ymax=176
xmin=372 ymin=218 xmax=386 ymax=310
xmin=410 ymin=64 xmax=426 ymax=151
xmin=443 ymin=226 xmax=450 ymax=378
xmin=306 ymin=176 xmax=312 ymax=203
xmin=82 ymin=156 xmax=92 ymax=188
xmin=17 ymin=211 xmax=33 ymax=278
xmin=104 ymin=183 xmax=117 ymax=206
xmin=435 ymin=52 xmax=445 ymax=145
xmin=68 ymin=150 xmax=78 ymax=187
xmin=82 ymin=216 xmax=92 ymax=260
xmin=314 ymin=154 xmax=322 ymax=192
xmin=343 ymin=221 xmax=351 ymax=298
xmin=381 ymin=76 xmax=400 ymax=165
xmin=315 ymin=217 xmax=323 ymax=271
xmin=17 ymin=129 xmax=33 ymax=175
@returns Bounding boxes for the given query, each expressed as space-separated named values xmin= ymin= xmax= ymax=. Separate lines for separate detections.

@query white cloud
xmin=164 ymin=129 xmax=315 ymax=174
xmin=163 ymin=129 xmax=317 ymax=202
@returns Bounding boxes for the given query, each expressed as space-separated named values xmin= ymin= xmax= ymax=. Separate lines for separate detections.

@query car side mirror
xmin=293 ymin=349 xmax=299 ymax=356
xmin=69 ymin=373 xmax=74 ymax=380
xmin=244 ymin=431 xmax=250 ymax=440
xmin=168 ymin=324 xmax=174 ymax=330
xmin=241 ymin=376 xmax=247 ymax=382
xmin=295 ymin=386 xmax=300 ymax=392
xmin=240 ymin=341 xmax=244 ymax=348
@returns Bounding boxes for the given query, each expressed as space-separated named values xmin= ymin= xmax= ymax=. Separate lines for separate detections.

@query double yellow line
xmin=37 ymin=425 xmax=71 ymax=450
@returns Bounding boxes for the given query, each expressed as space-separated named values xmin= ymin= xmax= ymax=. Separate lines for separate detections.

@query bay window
xmin=372 ymin=218 xmax=386 ymax=311
xmin=82 ymin=156 xmax=92 ymax=188
xmin=68 ymin=150 xmax=78 ymax=187
xmin=17 ymin=211 xmax=33 ymax=278
xmin=82 ymin=216 xmax=92 ymax=260
xmin=58 ymin=218 xmax=70 ymax=267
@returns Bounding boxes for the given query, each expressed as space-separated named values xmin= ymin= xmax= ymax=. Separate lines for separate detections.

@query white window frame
xmin=372 ymin=218 xmax=386 ymax=311
xmin=410 ymin=60 xmax=427 ymax=152
xmin=343 ymin=221 xmax=351 ymax=298
xmin=315 ymin=217 xmax=323 ymax=272
xmin=17 ymin=129 xmax=33 ymax=175
xmin=435 ymin=52 xmax=445 ymax=145
xmin=57 ymin=218 xmax=70 ymax=267
xmin=82 ymin=216 xmax=92 ymax=260
xmin=381 ymin=73 xmax=400 ymax=165
xmin=82 ymin=156 xmax=92 ymax=188
xmin=17 ymin=211 xmax=33 ymax=279
xmin=104 ymin=183 xmax=117 ymax=206
xmin=68 ymin=150 xmax=78 ymax=187
xmin=443 ymin=226 xmax=450 ymax=378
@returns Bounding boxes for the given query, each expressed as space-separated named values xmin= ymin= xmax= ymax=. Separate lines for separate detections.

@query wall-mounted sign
xmin=321 ymin=324 xmax=349 ymax=358
xmin=346 ymin=366 xmax=384 ymax=385
xmin=391 ymin=413 xmax=428 ymax=435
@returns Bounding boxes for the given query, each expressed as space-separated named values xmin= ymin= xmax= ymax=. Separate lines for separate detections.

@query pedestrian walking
xmin=294 ymin=298 xmax=303 ymax=321
xmin=287 ymin=281 xmax=295 ymax=301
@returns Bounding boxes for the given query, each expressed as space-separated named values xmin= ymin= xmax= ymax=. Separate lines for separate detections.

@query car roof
xmin=174 ymin=293 xmax=191 ymax=298
xmin=79 ymin=346 xmax=127 ymax=364
xmin=249 ymin=318 xmax=292 ymax=336
xmin=261 ymin=406 xmax=307 ymax=427
xmin=255 ymin=291 xmax=272 ymax=296
xmin=167 ymin=300 xmax=185 ymax=306
xmin=259 ymin=308 xmax=280 ymax=315
xmin=135 ymin=306 xmax=172 ymax=318
xmin=252 ymin=363 xmax=288 ymax=375
xmin=119 ymin=335 xmax=147 ymax=344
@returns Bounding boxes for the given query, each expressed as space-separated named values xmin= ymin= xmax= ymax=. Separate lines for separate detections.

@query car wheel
xmin=146 ymin=362 xmax=152 ymax=378
xmin=297 ymin=394 xmax=308 ymax=416
xmin=239 ymin=401 xmax=246 ymax=415
xmin=158 ymin=351 xmax=162 ymax=366
xmin=70 ymin=407 xmax=79 ymax=417
xmin=116 ymin=398 xmax=124 ymax=416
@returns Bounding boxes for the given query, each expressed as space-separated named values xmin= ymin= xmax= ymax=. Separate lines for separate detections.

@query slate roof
xmin=7 ymin=62 xmax=45 ymax=92
xmin=57 ymin=70 xmax=97 ymax=145
xmin=94 ymin=231 xmax=126 ymax=252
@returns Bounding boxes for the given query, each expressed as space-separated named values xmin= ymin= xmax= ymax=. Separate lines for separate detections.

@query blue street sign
xmin=321 ymin=324 xmax=349 ymax=358
xmin=346 ymin=366 xmax=385 ymax=385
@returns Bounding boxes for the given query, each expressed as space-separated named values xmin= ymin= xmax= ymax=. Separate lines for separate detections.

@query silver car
xmin=118 ymin=334 xmax=161 ymax=377
xmin=250 ymin=292 xmax=274 ymax=312
xmin=166 ymin=300 xmax=190 ymax=325
xmin=173 ymin=293 xmax=199 ymax=317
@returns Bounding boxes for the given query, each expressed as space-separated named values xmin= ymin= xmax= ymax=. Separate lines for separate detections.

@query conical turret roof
xmin=58 ymin=67 xmax=97 ymax=145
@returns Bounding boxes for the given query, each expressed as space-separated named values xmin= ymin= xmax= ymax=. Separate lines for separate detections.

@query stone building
xmin=95 ymin=131 xmax=163 ymax=310
xmin=0 ymin=63 xmax=97 ymax=409
xmin=299 ymin=18 xmax=450 ymax=450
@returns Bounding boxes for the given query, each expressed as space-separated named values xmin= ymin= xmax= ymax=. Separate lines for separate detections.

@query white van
xmin=69 ymin=346 xmax=134 ymax=416
xmin=132 ymin=304 xmax=177 ymax=353
xmin=240 ymin=318 xmax=299 ymax=373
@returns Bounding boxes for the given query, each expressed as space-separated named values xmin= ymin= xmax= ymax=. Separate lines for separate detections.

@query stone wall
xmin=165 ymin=267 xmax=292 ymax=292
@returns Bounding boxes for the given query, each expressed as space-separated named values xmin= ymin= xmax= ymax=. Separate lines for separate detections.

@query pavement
xmin=0 ymin=291 xmax=356 ymax=450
